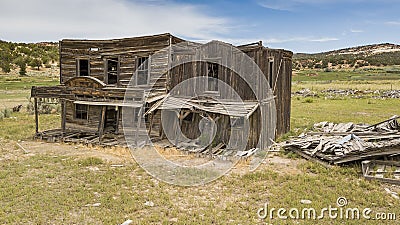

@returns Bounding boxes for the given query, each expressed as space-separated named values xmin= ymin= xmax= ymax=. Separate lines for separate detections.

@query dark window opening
xmin=107 ymin=58 xmax=118 ymax=84
xmin=75 ymin=104 xmax=88 ymax=120
xmin=182 ymin=112 xmax=194 ymax=122
xmin=78 ymin=59 xmax=89 ymax=76
xmin=207 ymin=62 xmax=218 ymax=92
xmin=268 ymin=59 xmax=274 ymax=88
xmin=137 ymin=56 xmax=149 ymax=85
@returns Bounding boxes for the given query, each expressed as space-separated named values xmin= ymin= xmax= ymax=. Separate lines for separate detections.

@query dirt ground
xmin=1 ymin=139 xmax=305 ymax=177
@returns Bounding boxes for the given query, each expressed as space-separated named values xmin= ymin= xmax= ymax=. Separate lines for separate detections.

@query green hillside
xmin=0 ymin=40 xmax=58 ymax=75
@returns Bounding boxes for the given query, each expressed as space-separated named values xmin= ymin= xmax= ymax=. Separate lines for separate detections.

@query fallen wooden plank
xmin=366 ymin=115 xmax=400 ymax=129
xmin=16 ymin=143 xmax=29 ymax=154
xmin=287 ymin=147 xmax=333 ymax=168
xmin=333 ymin=147 xmax=400 ymax=164
xmin=362 ymin=160 xmax=400 ymax=185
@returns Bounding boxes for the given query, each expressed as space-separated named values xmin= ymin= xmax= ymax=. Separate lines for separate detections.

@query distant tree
xmin=41 ymin=56 xmax=50 ymax=65
xmin=14 ymin=56 xmax=26 ymax=67
xmin=19 ymin=63 xmax=27 ymax=76
xmin=29 ymin=58 xmax=42 ymax=70
xmin=0 ymin=62 xmax=11 ymax=73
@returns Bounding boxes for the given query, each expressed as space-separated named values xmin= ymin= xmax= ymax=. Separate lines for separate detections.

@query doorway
xmin=104 ymin=106 xmax=118 ymax=132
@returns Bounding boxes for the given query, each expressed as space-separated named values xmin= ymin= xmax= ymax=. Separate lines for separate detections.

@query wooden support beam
xmin=98 ymin=106 xmax=106 ymax=143
xmin=115 ymin=106 xmax=120 ymax=134
xmin=174 ymin=110 xmax=181 ymax=146
xmin=61 ymin=99 xmax=66 ymax=133
xmin=180 ymin=111 xmax=191 ymax=120
xmin=34 ymin=98 xmax=39 ymax=134
xmin=148 ymin=113 xmax=154 ymax=136
xmin=135 ymin=106 xmax=144 ymax=146
xmin=159 ymin=112 xmax=165 ymax=139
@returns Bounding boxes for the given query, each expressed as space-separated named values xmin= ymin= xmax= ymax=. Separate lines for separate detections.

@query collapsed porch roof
xmin=146 ymin=96 xmax=260 ymax=118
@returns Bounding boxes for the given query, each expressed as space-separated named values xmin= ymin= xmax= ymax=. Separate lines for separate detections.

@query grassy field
xmin=0 ymin=73 xmax=59 ymax=111
xmin=0 ymin=70 xmax=399 ymax=224
xmin=0 ymin=74 xmax=59 ymax=91
xmin=293 ymin=66 xmax=400 ymax=82
xmin=291 ymin=97 xmax=400 ymax=132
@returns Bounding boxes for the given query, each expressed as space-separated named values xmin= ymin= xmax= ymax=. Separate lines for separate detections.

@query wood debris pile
xmin=373 ymin=90 xmax=400 ymax=99
xmin=283 ymin=116 xmax=400 ymax=166
xmin=362 ymin=160 xmax=400 ymax=185
xmin=292 ymin=88 xmax=400 ymax=99
xmin=293 ymin=88 xmax=317 ymax=97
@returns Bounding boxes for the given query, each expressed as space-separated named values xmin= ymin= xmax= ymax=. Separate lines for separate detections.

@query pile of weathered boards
xmin=282 ymin=116 xmax=400 ymax=167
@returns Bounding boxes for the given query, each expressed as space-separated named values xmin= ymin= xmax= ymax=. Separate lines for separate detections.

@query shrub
xmin=19 ymin=63 xmax=27 ymax=76
xmin=3 ymin=108 xmax=12 ymax=118
xmin=77 ymin=157 xmax=104 ymax=166
xmin=303 ymin=98 xmax=314 ymax=103
xmin=26 ymin=99 xmax=60 ymax=115
xmin=29 ymin=58 xmax=42 ymax=70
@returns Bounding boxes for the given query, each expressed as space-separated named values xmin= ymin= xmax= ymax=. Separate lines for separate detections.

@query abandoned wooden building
xmin=31 ymin=33 xmax=292 ymax=154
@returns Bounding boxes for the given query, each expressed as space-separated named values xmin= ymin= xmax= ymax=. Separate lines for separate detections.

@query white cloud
xmin=0 ymin=0 xmax=230 ymax=42
xmin=385 ymin=21 xmax=400 ymax=26
xmin=350 ymin=29 xmax=364 ymax=33
xmin=310 ymin=37 xmax=339 ymax=42
xmin=265 ymin=37 xmax=308 ymax=43
xmin=262 ymin=36 xmax=338 ymax=44
xmin=257 ymin=0 xmax=296 ymax=11
xmin=257 ymin=0 xmax=368 ymax=11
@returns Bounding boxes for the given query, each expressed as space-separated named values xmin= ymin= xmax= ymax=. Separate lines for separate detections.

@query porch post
xmin=115 ymin=106 xmax=120 ymax=134
xmin=61 ymin=99 xmax=66 ymax=133
xmin=34 ymin=97 xmax=39 ymax=134
xmin=98 ymin=106 xmax=106 ymax=143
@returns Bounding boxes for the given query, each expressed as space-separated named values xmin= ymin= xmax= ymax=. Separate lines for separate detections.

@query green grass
xmin=0 ymin=74 xmax=59 ymax=90
xmin=0 ymin=91 xmax=29 ymax=100
xmin=293 ymin=67 xmax=400 ymax=82
xmin=291 ymin=97 xmax=400 ymax=132
xmin=0 ymin=153 xmax=397 ymax=224
xmin=0 ymin=112 xmax=59 ymax=140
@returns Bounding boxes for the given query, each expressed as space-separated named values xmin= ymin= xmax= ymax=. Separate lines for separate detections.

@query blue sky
xmin=0 ymin=0 xmax=399 ymax=53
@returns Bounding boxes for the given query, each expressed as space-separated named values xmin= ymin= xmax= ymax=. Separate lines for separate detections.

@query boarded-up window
xmin=77 ymin=59 xmax=89 ymax=76
xmin=75 ymin=104 xmax=88 ymax=120
xmin=136 ymin=56 xmax=149 ymax=85
xmin=107 ymin=58 xmax=118 ymax=84
xmin=207 ymin=62 xmax=218 ymax=92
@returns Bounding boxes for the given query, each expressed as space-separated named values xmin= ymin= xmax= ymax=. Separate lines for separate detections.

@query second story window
xmin=77 ymin=59 xmax=89 ymax=76
xmin=268 ymin=58 xmax=274 ymax=89
xmin=207 ymin=62 xmax=219 ymax=92
xmin=107 ymin=58 xmax=119 ymax=85
xmin=136 ymin=56 xmax=149 ymax=85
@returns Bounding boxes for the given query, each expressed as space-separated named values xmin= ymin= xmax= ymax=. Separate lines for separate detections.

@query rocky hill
xmin=294 ymin=43 xmax=400 ymax=70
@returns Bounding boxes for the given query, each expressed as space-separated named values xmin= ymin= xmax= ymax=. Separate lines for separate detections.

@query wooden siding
xmin=33 ymin=34 xmax=292 ymax=146
xmin=60 ymin=33 xmax=176 ymax=87
xmin=166 ymin=42 xmax=292 ymax=136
